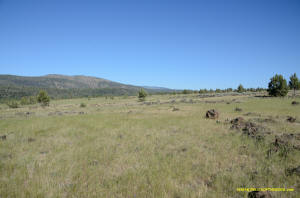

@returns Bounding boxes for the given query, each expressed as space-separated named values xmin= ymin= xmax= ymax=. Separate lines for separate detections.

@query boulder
xmin=206 ymin=109 xmax=219 ymax=119
xmin=230 ymin=117 xmax=265 ymax=140
xmin=1 ymin=135 xmax=6 ymax=141
xmin=286 ymin=166 xmax=300 ymax=176
xmin=287 ymin=116 xmax=296 ymax=123
xmin=235 ymin=107 xmax=242 ymax=112
xmin=248 ymin=191 xmax=272 ymax=198
xmin=273 ymin=133 xmax=300 ymax=151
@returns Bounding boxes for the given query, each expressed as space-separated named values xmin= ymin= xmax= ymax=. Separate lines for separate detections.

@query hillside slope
xmin=0 ymin=74 xmax=173 ymax=100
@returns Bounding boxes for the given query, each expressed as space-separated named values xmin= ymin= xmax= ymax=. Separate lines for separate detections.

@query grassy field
xmin=0 ymin=93 xmax=300 ymax=198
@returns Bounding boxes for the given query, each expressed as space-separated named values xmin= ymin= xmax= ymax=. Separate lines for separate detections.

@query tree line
xmin=3 ymin=73 xmax=300 ymax=108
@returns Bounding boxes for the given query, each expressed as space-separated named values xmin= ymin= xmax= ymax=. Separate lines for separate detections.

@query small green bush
xmin=37 ymin=90 xmax=50 ymax=106
xmin=138 ymin=89 xmax=148 ymax=101
xmin=20 ymin=96 xmax=37 ymax=105
xmin=80 ymin=103 xmax=86 ymax=108
xmin=29 ymin=96 xmax=37 ymax=104
xmin=6 ymin=100 xmax=19 ymax=108
xmin=20 ymin=97 xmax=29 ymax=105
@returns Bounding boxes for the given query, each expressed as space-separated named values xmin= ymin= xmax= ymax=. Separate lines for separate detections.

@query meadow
xmin=0 ymin=92 xmax=299 ymax=198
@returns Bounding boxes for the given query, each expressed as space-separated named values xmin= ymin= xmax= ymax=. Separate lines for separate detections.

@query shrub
xmin=215 ymin=89 xmax=221 ymax=93
xmin=267 ymin=74 xmax=288 ymax=97
xmin=182 ymin=89 xmax=190 ymax=94
xmin=20 ymin=97 xmax=30 ymax=105
xmin=37 ymin=90 xmax=50 ymax=106
xmin=20 ymin=96 xmax=37 ymax=105
xmin=226 ymin=88 xmax=233 ymax=92
xmin=138 ymin=89 xmax=147 ymax=101
xmin=29 ymin=96 xmax=37 ymax=104
xmin=199 ymin=89 xmax=207 ymax=94
xmin=80 ymin=103 xmax=86 ymax=108
xmin=6 ymin=100 xmax=19 ymax=108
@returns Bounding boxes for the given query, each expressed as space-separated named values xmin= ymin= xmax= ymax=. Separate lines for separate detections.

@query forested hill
xmin=0 ymin=74 xmax=173 ymax=100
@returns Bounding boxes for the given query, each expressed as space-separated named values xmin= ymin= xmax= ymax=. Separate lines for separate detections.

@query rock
xmin=286 ymin=166 xmax=300 ymax=176
xmin=235 ymin=107 xmax=242 ymax=112
xmin=1 ymin=135 xmax=6 ymax=140
xmin=206 ymin=109 xmax=219 ymax=119
xmin=248 ymin=191 xmax=272 ymax=198
xmin=28 ymin=138 xmax=35 ymax=142
xmin=172 ymin=107 xmax=180 ymax=111
xmin=230 ymin=117 xmax=245 ymax=126
xmin=250 ymin=118 xmax=275 ymax=124
xmin=291 ymin=101 xmax=299 ymax=105
xmin=287 ymin=116 xmax=296 ymax=123
xmin=273 ymin=133 xmax=300 ymax=151
xmin=243 ymin=112 xmax=261 ymax=117
xmin=181 ymin=148 xmax=187 ymax=152
xmin=230 ymin=117 xmax=265 ymax=140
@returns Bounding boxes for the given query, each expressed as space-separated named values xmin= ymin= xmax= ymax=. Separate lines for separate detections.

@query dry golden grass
xmin=0 ymin=93 xmax=300 ymax=197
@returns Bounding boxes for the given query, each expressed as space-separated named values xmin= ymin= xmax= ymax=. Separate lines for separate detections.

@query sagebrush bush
xmin=80 ymin=103 xmax=86 ymax=108
xmin=37 ymin=90 xmax=50 ymax=106
xmin=20 ymin=96 xmax=37 ymax=105
xmin=138 ymin=89 xmax=147 ymax=101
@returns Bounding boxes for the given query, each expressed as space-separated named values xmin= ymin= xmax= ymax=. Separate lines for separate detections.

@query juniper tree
xmin=237 ymin=84 xmax=245 ymax=93
xmin=267 ymin=74 xmax=288 ymax=97
xmin=289 ymin=73 xmax=300 ymax=97
xmin=138 ymin=89 xmax=147 ymax=101
xmin=37 ymin=90 xmax=50 ymax=106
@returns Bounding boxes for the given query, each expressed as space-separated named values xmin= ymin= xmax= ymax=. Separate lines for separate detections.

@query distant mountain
xmin=142 ymin=86 xmax=173 ymax=91
xmin=0 ymin=74 xmax=174 ymax=100
xmin=0 ymin=74 xmax=138 ymax=89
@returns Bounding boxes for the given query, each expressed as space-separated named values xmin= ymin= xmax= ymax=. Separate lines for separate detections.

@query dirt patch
xmin=48 ymin=111 xmax=63 ymax=116
xmin=15 ymin=112 xmax=35 ymax=116
xmin=206 ymin=109 xmax=219 ymax=119
xmin=243 ymin=112 xmax=262 ymax=117
xmin=251 ymin=118 xmax=276 ymax=124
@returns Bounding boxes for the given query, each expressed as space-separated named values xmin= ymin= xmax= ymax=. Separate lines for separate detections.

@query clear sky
xmin=0 ymin=0 xmax=299 ymax=89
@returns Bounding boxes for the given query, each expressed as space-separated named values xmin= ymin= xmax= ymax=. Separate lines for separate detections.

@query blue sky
xmin=0 ymin=0 xmax=299 ymax=89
